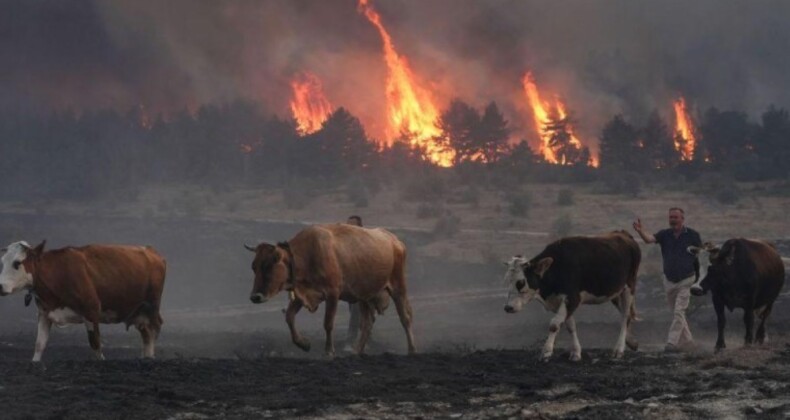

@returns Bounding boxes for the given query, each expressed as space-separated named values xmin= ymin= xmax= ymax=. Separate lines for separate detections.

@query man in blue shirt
xmin=633 ymin=207 xmax=702 ymax=352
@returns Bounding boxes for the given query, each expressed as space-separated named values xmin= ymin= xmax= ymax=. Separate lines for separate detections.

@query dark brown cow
xmin=503 ymin=231 xmax=641 ymax=361
xmin=689 ymin=239 xmax=785 ymax=352
xmin=0 ymin=241 xmax=166 ymax=361
xmin=245 ymin=223 xmax=414 ymax=356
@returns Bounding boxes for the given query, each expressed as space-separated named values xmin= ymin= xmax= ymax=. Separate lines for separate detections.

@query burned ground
xmin=1 ymin=332 xmax=790 ymax=419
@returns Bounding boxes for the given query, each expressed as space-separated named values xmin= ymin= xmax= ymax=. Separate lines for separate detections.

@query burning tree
xmin=435 ymin=99 xmax=480 ymax=166
xmin=673 ymin=97 xmax=697 ymax=160
xmin=544 ymin=114 xmax=590 ymax=166
xmin=522 ymin=72 xmax=594 ymax=166
xmin=290 ymin=72 xmax=333 ymax=135
xmin=478 ymin=102 xmax=511 ymax=164
xmin=357 ymin=0 xmax=452 ymax=167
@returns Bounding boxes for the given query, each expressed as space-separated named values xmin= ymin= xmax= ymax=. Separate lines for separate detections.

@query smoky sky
xmin=3 ymin=0 xmax=790 ymax=144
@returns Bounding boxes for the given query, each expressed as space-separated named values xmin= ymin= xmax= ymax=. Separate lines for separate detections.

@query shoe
xmin=664 ymin=343 xmax=681 ymax=353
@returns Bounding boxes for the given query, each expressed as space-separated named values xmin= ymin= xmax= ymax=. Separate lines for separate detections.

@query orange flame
xmin=522 ymin=72 xmax=595 ymax=166
xmin=290 ymin=72 xmax=334 ymax=135
xmin=673 ymin=97 xmax=696 ymax=160
xmin=358 ymin=0 xmax=453 ymax=167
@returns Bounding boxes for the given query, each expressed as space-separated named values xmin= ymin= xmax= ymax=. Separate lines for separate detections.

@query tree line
xmin=0 ymin=99 xmax=788 ymax=201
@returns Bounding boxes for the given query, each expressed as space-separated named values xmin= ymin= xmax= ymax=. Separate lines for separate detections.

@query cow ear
xmin=687 ymin=246 xmax=701 ymax=255
xmin=535 ymin=257 xmax=553 ymax=276
xmin=708 ymin=246 xmax=721 ymax=261
xmin=32 ymin=240 xmax=46 ymax=256
xmin=724 ymin=245 xmax=736 ymax=265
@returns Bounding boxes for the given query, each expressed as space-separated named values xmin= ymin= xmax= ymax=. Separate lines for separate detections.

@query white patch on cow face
xmin=688 ymin=244 xmax=716 ymax=292
xmin=48 ymin=308 xmax=83 ymax=326
xmin=0 ymin=242 xmax=34 ymax=296
xmin=504 ymin=256 xmax=536 ymax=313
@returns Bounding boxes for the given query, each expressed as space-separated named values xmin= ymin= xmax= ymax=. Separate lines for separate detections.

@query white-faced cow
xmin=688 ymin=239 xmax=785 ymax=352
xmin=0 ymin=241 xmax=166 ymax=361
xmin=246 ymin=224 xmax=414 ymax=356
xmin=504 ymin=231 xmax=641 ymax=361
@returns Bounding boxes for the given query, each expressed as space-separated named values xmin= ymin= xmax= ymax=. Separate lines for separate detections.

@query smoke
xmin=3 ymin=0 xmax=790 ymax=146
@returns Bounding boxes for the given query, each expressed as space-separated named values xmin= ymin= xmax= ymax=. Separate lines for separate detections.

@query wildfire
xmin=289 ymin=72 xmax=334 ymax=135
xmin=673 ymin=97 xmax=696 ymax=160
xmin=357 ymin=0 xmax=453 ymax=167
xmin=521 ymin=72 xmax=595 ymax=166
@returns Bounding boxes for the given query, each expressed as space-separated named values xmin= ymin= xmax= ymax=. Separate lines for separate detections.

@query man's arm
xmin=632 ymin=218 xmax=657 ymax=244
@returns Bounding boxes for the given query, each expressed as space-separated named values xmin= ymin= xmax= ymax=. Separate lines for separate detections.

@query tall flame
xmin=673 ymin=97 xmax=696 ymax=160
xmin=522 ymin=72 xmax=594 ymax=166
xmin=357 ymin=0 xmax=452 ymax=167
xmin=290 ymin=72 xmax=334 ymax=135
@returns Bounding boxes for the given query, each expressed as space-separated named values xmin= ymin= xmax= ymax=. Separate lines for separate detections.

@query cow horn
xmin=244 ymin=244 xmax=256 ymax=252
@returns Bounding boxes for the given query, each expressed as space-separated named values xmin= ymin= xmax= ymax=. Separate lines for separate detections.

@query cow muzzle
xmin=249 ymin=293 xmax=267 ymax=304
xmin=690 ymin=286 xmax=705 ymax=297
xmin=504 ymin=304 xmax=516 ymax=313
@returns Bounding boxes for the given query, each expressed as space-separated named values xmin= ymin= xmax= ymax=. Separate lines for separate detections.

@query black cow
xmin=503 ymin=231 xmax=641 ymax=361
xmin=689 ymin=239 xmax=785 ymax=352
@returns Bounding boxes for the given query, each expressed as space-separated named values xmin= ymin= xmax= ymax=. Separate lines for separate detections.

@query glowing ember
xmin=290 ymin=72 xmax=334 ymax=135
xmin=673 ymin=97 xmax=696 ymax=160
xmin=521 ymin=72 xmax=595 ymax=166
xmin=357 ymin=0 xmax=453 ymax=167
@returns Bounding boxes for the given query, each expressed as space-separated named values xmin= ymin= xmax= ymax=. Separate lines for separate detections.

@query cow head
xmin=246 ymin=242 xmax=291 ymax=304
xmin=0 ymin=241 xmax=45 ymax=296
xmin=688 ymin=242 xmax=734 ymax=296
xmin=503 ymin=255 xmax=553 ymax=313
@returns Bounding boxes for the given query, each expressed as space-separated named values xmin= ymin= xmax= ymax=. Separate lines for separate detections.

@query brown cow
xmin=0 ymin=241 xmax=166 ymax=361
xmin=246 ymin=224 xmax=414 ymax=356
xmin=689 ymin=239 xmax=785 ymax=352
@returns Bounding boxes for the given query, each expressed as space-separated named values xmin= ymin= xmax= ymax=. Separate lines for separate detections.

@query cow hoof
xmin=626 ymin=339 xmax=639 ymax=351
xmin=714 ymin=346 xmax=725 ymax=353
xmin=325 ymin=352 xmax=335 ymax=360
xmin=569 ymin=353 xmax=582 ymax=362
xmin=540 ymin=353 xmax=552 ymax=362
xmin=295 ymin=339 xmax=311 ymax=352
xmin=612 ymin=350 xmax=624 ymax=359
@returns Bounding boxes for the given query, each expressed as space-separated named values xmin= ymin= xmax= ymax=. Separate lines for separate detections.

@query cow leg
xmin=323 ymin=295 xmax=339 ymax=357
xmin=285 ymin=298 xmax=310 ymax=352
xmin=611 ymin=297 xmax=638 ymax=351
xmin=756 ymin=303 xmax=773 ymax=345
xmin=389 ymin=288 xmax=416 ymax=355
xmin=541 ymin=299 xmax=567 ymax=362
xmin=31 ymin=311 xmax=52 ymax=362
xmin=612 ymin=287 xmax=632 ymax=359
xmin=713 ymin=295 xmax=726 ymax=352
xmin=354 ymin=301 xmax=375 ymax=355
xmin=743 ymin=303 xmax=755 ymax=347
xmin=136 ymin=324 xmax=155 ymax=358
xmin=85 ymin=322 xmax=105 ymax=360
xmin=565 ymin=315 xmax=582 ymax=362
